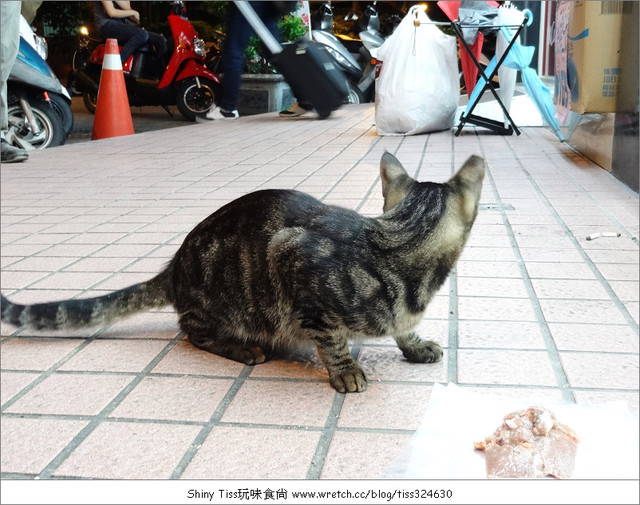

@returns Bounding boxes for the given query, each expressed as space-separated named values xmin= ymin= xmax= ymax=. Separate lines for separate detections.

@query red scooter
xmin=70 ymin=1 xmax=219 ymax=121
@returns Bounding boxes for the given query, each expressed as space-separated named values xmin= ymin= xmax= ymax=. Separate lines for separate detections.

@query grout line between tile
xmin=0 ymin=334 xmax=103 ymax=412
xmin=519 ymin=130 xmax=639 ymax=244
xmin=321 ymin=134 xmax=384 ymax=203
xmin=476 ymin=135 xmax=574 ymax=402
xmin=304 ymin=343 xmax=362 ymax=479
xmin=503 ymin=141 xmax=639 ymax=334
xmin=168 ymin=365 xmax=253 ymax=479
xmin=35 ymin=335 xmax=182 ymax=479
xmin=448 ymin=133 xmax=460 ymax=385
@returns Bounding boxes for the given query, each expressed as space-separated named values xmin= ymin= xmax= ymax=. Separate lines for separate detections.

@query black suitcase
xmin=235 ymin=1 xmax=348 ymax=118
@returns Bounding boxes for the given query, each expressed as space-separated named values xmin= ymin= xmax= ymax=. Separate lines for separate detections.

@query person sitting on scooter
xmin=93 ymin=1 xmax=167 ymax=66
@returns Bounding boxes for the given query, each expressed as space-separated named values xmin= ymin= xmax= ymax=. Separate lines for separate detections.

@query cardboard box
xmin=567 ymin=1 xmax=638 ymax=114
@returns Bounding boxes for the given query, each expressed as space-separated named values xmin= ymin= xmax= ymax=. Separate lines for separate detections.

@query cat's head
xmin=380 ymin=152 xmax=485 ymax=226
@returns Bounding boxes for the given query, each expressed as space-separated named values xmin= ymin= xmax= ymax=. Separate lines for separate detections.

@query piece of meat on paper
xmin=474 ymin=406 xmax=580 ymax=479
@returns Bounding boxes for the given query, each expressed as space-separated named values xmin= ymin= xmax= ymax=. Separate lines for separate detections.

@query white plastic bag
xmin=375 ymin=6 xmax=459 ymax=136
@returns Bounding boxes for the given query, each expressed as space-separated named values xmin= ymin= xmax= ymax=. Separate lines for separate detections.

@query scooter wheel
xmin=48 ymin=93 xmax=75 ymax=138
xmin=83 ymin=91 xmax=97 ymax=114
xmin=176 ymin=77 xmax=219 ymax=122
xmin=344 ymin=82 xmax=364 ymax=105
xmin=7 ymin=97 xmax=66 ymax=150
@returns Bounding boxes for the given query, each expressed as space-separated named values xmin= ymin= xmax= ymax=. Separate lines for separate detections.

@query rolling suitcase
xmin=235 ymin=1 xmax=348 ymax=118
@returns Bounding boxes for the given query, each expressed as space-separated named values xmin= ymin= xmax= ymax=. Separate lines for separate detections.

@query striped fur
xmin=1 ymin=152 xmax=485 ymax=393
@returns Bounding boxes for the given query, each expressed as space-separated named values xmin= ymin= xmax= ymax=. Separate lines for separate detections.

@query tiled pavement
xmin=1 ymin=104 xmax=638 ymax=480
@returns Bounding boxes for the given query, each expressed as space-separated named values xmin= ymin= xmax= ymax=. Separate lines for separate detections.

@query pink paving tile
xmin=458 ymin=297 xmax=536 ymax=321
xmin=572 ymin=390 xmax=639 ymax=414
xmin=559 ymin=352 xmax=639 ymax=390
xmin=100 ymin=311 xmax=180 ymax=339
xmin=94 ymin=272 xmax=158 ymax=290
xmin=5 ymin=373 xmax=132 ymax=416
xmin=525 ymin=262 xmax=597 ymax=280
xmin=110 ymin=376 xmax=234 ymax=422
xmin=538 ymin=299 xmax=628 ymax=325
xmin=34 ymin=243 xmax=104 ymax=258
xmin=0 ymin=417 xmax=88 ymax=475
xmin=52 ymin=421 xmax=201 ymax=479
xmin=59 ymin=339 xmax=168 ymax=373
xmin=61 ymin=256 xmax=136 ymax=273
xmin=0 ymin=338 xmax=83 ymax=370
xmin=456 ymin=260 xmax=522 ymax=278
xmin=530 ymin=278 xmax=610 ymax=300
xmin=321 ymin=431 xmax=412 ymax=479
xmin=585 ymin=248 xmax=639 ymax=264
xmin=465 ymin=229 xmax=512 ymax=248
xmin=181 ymin=426 xmax=321 ymax=479
xmin=249 ymin=350 xmax=329 ymax=380
xmin=0 ymin=289 xmax=82 ymax=307
xmin=459 ymin=247 xmax=516 ymax=262
xmin=609 ymin=281 xmax=640 ymax=302
xmin=4 ymin=256 xmax=77 ymax=272
xmin=519 ymin=247 xmax=585 ymax=263
xmin=221 ymin=380 xmax=335 ymax=427
xmin=457 ymin=350 xmax=558 ymax=386
xmin=596 ymin=262 xmax=639 ymax=281
xmin=358 ymin=346 xmax=447 ymax=383
xmin=152 ymin=340 xmax=245 ymax=377
xmin=89 ymin=244 xmax=158 ymax=258
xmin=338 ymin=383 xmax=432 ymax=431
xmin=625 ymin=302 xmax=639 ymax=324
xmin=0 ymin=371 xmax=39 ymax=405
xmin=28 ymin=271 xmax=111 ymax=290
xmin=0 ymin=270 xmax=51 ymax=289
xmin=122 ymin=257 xmax=172 ymax=273
xmin=457 ymin=320 xmax=545 ymax=349
xmin=457 ymin=277 xmax=529 ymax=298
xmin=547 ymin=323 xmax=639 ymax=353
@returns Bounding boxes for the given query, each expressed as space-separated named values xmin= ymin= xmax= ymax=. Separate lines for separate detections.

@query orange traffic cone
xmin=92 ymin=38 xmax=135 ymax=140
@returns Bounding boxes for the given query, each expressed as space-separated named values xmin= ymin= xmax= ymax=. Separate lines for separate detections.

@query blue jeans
xmin=98 ymin=20 xmax=167 ymax=64
xmin=220 ymin=2 xmax=280 ymax=111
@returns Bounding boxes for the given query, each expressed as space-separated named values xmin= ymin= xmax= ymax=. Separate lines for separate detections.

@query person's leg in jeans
xmin=214 ymin=1 xmax=280 ymax=116
xmin=146 ymin=31 xmax=168 ymax=64
xmin=99 ymin=19 xmax=149 ymax=64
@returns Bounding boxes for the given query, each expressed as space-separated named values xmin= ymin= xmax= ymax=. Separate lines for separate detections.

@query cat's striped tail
xmin=1 ymin=270 xmax=172 ymax=331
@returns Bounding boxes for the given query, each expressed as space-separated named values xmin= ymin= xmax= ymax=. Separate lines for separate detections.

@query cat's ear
xmin=450 ymin=155 xmax=486 ymax=223
xmin=380 ymin=152 xmax=411 ymax=212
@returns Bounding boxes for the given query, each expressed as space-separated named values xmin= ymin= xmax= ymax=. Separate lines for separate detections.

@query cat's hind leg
xmin=181 ymin=314 xmax=268 ymax=365
xmin=394 ymin=332 xmax=442 ymax=363
xmin=312 ymin=333 xmax=367 ymax=393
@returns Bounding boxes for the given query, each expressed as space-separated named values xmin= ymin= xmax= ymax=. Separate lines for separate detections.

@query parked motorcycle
xmin=70 ymin=1 xmax=220 ymax=121
xmin=349 ymin=2 xmax=386 ymax=103
xmin=5 ymin=16 xmax=73 ymax=150
xmin=311 ymin=2 xmax=364 ymax=104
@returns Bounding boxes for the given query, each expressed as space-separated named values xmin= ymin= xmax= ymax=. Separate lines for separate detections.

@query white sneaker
xmin=204 ymin=106 xmax=239 ymax=120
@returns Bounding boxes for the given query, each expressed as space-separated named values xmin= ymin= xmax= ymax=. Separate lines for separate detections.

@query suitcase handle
xmin=234 ymin=1 xmax=283 ymax=55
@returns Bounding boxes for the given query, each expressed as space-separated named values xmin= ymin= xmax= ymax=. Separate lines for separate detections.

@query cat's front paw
xmin=330 ymin=365 xmax=367 ymax=393
xmin=400 ymin=339 xmax=443 ymax=363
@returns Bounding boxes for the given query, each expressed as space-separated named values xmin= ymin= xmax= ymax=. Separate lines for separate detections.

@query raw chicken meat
xmin=474 ymin=406 xmax=579 ymax=478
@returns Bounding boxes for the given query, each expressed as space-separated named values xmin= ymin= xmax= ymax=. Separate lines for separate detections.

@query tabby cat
xmin=1 ymin=152 xmax=485 ymax=393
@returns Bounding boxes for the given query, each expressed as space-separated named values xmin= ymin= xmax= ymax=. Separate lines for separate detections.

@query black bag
xmin=235 ymin=1 xmax=348 ymax=118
